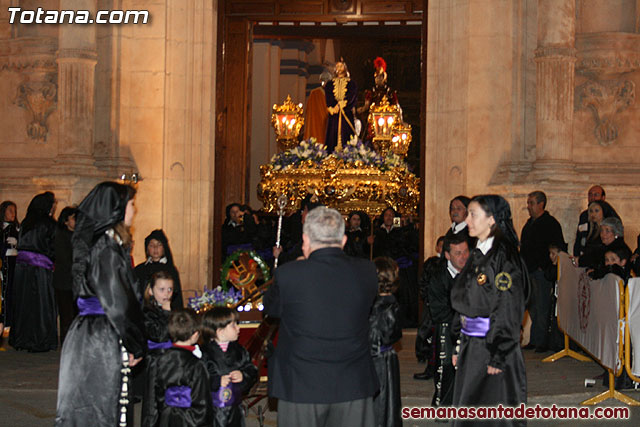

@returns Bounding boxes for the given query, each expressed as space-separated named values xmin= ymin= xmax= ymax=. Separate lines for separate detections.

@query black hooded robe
xmin=450 ymin=239 xmax=528 ymax=427
xmin=1 ymin=219 xmax=19 ymax=327
xmin=142 ymin=346 xmax=213 ymax=427
xmin=9 ymin=193 xmax=57 ymax=352
xmin=201 ymin=340 xmax=258 ymax=427
xmin=369 ymin=294 xmax=402 ymax=427
xmin=134 ymin=229 xmax=184 ymax=309
xmin=55 ymin=182 xmax=147 ymax=427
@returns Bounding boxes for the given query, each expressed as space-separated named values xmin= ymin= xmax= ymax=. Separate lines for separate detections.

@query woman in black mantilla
xmin=450 ymin=195 xmax=529 ymax=426
xmin=9 ymin=191 xmax=58 ymax=352
xmin=55 ymin=182 xmax=146 ymax=427
xmin=134 ymin=229 xmax=183 ymax=309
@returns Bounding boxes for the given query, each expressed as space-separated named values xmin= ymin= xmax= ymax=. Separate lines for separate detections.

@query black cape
xmin=450 ymin=239 xmax=528 ymax=426
xmin=56 ymin=181 xmax=147 ymax=427
xmin=55 ymin=233 xmax=147 ymax=426
xmin=134 ymin=229 xmax=184 ymax=309
xmin=201 ymin=340 xmax=258 ymax=427
xmin=426 ymin=261 xmax=457 ymax=407
xmin=1 ymin=220 xmax=19 ymax=326
xmin=9 ymin=217 xmax=57 ymax=352
xmin=143 ymin=346 xmax=213 ymax=427
xmin=369 ymin=294 xmax=402 ymax=427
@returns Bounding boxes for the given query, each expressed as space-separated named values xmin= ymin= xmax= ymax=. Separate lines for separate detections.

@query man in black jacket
xmin=264 ymin=206 xmax=379 ymax=427
xmin=520 ymin=191 xmax=565 ymax=353
xmin=427 ymin=233 xmax=469 ymax=407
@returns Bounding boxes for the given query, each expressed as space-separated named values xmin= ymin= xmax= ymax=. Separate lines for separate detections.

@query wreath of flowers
xmin=220 ymin=249 xmax=271 ymax=290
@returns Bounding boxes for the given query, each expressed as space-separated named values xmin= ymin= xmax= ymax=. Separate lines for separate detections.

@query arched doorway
xmin=214 ymin=0 xmax=428 ymax=274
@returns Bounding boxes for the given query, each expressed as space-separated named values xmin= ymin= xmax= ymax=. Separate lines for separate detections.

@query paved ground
xmin=1 ymin=330 xmax=639 ymax=426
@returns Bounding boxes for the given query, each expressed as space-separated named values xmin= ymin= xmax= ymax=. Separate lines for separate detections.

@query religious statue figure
xmin=358 ymin=57 xmax=400 ymax=144
xmin=325 ymin=60 xmax=358 ymax=153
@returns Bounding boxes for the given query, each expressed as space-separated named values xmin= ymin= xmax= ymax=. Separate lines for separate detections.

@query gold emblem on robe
xmin=495 ymin=271 xmax=512 ymax=291
xmin=477 ymin=273 xmax=487 ymax=285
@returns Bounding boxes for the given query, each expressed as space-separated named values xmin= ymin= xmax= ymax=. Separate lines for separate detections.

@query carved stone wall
xmin=426 ymin=0 xmax=640 ymax=255
xmin=0 ymin=1 xmax=218 ymax=296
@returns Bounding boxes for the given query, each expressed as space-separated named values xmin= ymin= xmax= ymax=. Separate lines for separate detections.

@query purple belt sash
xmin=165 ymin=386 xmax=192 ymax=408
xmin=461 ymin=316 xmax=490 ymax=337
xmin=379 ymin=345 xmax=392 ymax=353
xmin=148 ymin=340 xmax=172 ymax=350
xmin=212 ymin=384 xmax=241 ymax=408
xmin=395 ymin=256 xmax=413 ymax=269
xmin=77 ymin=297 xmax=105 ymax=316
xmin=16 ymin=250 xmax=53 ymax=270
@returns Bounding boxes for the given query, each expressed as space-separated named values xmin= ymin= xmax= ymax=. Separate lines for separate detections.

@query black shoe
xmin=414 ymin=367 xmax=435 ymax=380
xmin=522 ymin=343 xmax=536 ymax=350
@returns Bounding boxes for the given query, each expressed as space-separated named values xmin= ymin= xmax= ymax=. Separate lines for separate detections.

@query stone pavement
xmin=1 ymin=330 xmax=639 ymax=426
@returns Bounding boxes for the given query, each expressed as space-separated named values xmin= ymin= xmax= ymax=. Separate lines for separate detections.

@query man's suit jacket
xmin=264 ymin=246 xmax=379 ymax=404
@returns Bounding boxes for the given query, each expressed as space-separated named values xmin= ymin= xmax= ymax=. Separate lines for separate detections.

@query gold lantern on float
xmin=390 ymin=122 xmax=412 ymax=157
xmin=271 ymin=95 xmax=304 ymax=151
xmin=368 ymin=96 xmax=401 ymax=156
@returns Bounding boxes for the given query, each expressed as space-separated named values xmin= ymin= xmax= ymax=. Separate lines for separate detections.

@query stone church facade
xmin=0 ymin=0 xmax=638 ymax=293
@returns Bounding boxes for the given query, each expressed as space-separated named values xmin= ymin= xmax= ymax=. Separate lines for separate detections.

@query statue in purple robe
xmin=325 ymin=60 xmax=358 ymax=153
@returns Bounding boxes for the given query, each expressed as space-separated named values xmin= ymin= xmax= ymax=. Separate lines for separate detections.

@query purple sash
xmin=461 ymin=316 xmax=490 ymax=337
xmin=212 ymin=384 xmax=241 ymax=408
xmin=148 ymin=340 xmax=172 ymax=350
xmin=379 ymin=345 xmax=392 ymax=353
xmin=395 ymin=256 xmax=413 ymax=269
xmin=16 ymin=250 xmax=53 ymax=270
xmin=165 ymin=386 xmax=192 ymax=408
xmin=77 ymin=297 xmax=105 ymax=316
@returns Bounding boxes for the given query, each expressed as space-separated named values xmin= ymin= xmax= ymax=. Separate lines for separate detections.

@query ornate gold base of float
xmin=258 ymin=155 xmax=419 ymax=217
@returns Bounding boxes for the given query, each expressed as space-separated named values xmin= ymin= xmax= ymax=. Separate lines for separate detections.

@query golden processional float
xmin=258 ymin=94 xmax=420 ymax=219
xmin=190 ymin=88 xmax=420 ymax=318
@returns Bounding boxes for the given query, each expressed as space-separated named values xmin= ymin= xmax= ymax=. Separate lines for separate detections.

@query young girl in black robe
xmin=143 ymin=308 xmax=213 ymax=427
xmin=144 ymin=270 xmax=174 ymax=347
xmin=370 ymin=257 xmax=402 ymax=427
xmin=56 ymin=182 xmax=147 ymax=427
xmin=450 ymin=195 xmax=530 ymax=426
xmin=135 ymin=229 xmax=184 ymax=309
xmin=201 ymin=307 xmax=258 ymax=427
xmin=136 ymin=270 xmax=175 ymax=423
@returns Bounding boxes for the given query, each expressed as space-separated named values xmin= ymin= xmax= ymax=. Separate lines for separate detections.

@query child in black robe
xmin=135 ymin=271 xmax=175 ymax=423
xmin=143 ymin=271 xmax=174 ymax=347
xmin=143 ymin=308 xmax=213 ymax=427
xmin=134 ymin=229 xmax=184 ymax=309
xmin=370 ymin=257 xmax=402 ymax=427
xmin=201 ymin=307 xmax=258 ymax=427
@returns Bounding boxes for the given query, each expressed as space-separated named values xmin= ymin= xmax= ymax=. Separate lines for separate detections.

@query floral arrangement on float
xmin=259 ymin=135 xmax=419 ymax=217
xmin=268 ymin=136 xmax=409 ymax=172
xmin=188 ymin=286 xmax=243 ymax=313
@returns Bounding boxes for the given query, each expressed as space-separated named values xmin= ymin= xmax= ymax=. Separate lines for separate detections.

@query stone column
xmin=534 ymin=0 xmax=576 ymax=169
xmin=56 ymin=0 xmax=97 ymax=168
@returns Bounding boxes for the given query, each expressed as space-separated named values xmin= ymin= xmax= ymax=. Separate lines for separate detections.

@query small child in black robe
xmin=143 ymin=271 xmax=174 ymax=346
xmin=143 ymin=308 xmax=213 ymax=427
xmin=134 ymin=271 xmax=174 ymax=424
xmin=370 ymin=257 xmax=402 ymax=427
xmin=201 ymin=307 xmax=258 ymax=427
